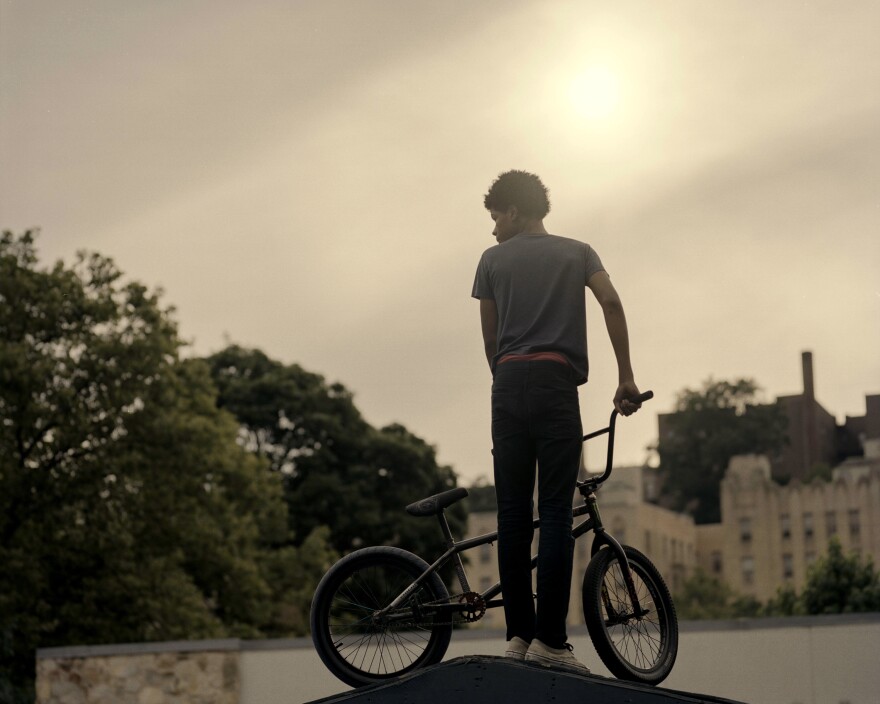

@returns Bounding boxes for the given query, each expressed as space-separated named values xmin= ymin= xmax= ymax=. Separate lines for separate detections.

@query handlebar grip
xmin=631 ymin=390 xmax=654 ymax=404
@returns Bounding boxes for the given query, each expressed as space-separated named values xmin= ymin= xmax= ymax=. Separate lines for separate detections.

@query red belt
xmin=498 ymin=352 xmax=569 ymax=366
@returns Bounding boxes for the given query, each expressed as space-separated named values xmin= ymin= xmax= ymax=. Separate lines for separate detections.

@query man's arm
xmin=587 ymin=271 xmax=641 ymax=416
xmin=479 ymin=298 xmax=499 ymax=369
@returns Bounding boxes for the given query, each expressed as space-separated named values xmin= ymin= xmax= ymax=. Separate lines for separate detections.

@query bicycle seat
xmin=405 ymin=487 xmax=469 ymax=517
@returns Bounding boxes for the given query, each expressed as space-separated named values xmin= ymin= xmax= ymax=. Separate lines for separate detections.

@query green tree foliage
xmin=675 ymin=569 xmax=762 ymax=620
xmin=658 ymin=379 xmax=787 ymax=524
xmin=463 ymin=480 xmax=497 ymax=513
xmin=204 ymin=345 xmax=466 ymax=560
xmin=259 ymin=525 xmax=338 ymax=637
xmin=0 ymin=232 xmax=336 ymax=702
xmin=764 ymin=583 xmax=804 ymax=616
xmin=764 ymin=540 xmax=880 ymax=616
xmin=800 ymin=538 xmax=880 ymax=614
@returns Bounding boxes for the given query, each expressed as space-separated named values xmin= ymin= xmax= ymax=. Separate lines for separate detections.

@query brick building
xmin=773 ymin=351 xmax=839 ymax=482
xmin=657 ymin=351 xmax=873 ymax=485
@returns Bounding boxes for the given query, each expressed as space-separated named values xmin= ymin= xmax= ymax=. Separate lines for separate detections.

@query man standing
xmin=472 ymin=170 xmax=642 ymax=673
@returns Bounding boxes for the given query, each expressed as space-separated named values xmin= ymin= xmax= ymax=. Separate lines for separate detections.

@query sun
xmin=568 ymin=66 xmax=620 ymax=120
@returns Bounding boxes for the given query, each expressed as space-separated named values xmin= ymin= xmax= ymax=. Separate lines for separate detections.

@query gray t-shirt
xmin=471 ymin=233 xmax=605 ymax=384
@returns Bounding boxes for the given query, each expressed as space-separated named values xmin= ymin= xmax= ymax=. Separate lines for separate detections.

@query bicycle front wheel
xmin=310 ymin=546 xmax=453 ymax=687
xmin=582 ymin=545 xmax=678 ymax=685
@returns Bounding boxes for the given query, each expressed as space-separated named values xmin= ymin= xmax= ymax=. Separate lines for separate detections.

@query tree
xmin=0 ymin=232 xmax=334 ymax=702
xmin=204 ymin=345 xmax=466 ymax=559
xmin=674 ymin=569 xmax=762 ymax=620
xmin=258 ymin=525 xmax=338 ymax=637
xmin=763 ymin=539 xmax=880 ymax=616
xmin=463 ymin=479 xmax=497 ymax=513
xmin=657 ymin=379 xmax=787 ymax=524
xmin=764 ymin=583 xmax=804 ymax=616
xmin=800 ymin=538 xmax=880 ymax=614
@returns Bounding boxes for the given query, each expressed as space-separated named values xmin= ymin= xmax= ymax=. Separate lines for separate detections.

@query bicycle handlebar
xmin=628 ymin=390 xmax=654 ymax=405
xmin=579 ymin=389 xmax=654 ymax=488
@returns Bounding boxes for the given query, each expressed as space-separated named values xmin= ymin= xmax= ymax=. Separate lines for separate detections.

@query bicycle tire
xmin=582 ymin=545 xmax=678 ymax=685
xmin=310 ymin=546 xmax=453 ymax=687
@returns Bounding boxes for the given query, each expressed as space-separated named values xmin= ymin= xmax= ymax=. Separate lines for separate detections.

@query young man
xmin=471 ymin=170 xmax=642 ymax=673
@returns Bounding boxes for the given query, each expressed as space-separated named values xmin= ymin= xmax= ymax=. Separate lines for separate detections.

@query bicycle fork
xmin=583 ymin=488 xmax=647 ymax=622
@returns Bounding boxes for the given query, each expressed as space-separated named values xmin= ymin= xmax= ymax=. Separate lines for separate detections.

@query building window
xmin=480 ymin=576 xmax=492 ymax=592
xmin=805 ymin=551 xmax=816 ymax=565
xmin=739 ymin=517 xmax=752 ymax=543
xmin=825 ymin=511 xmax=838 ymax=537
xmin=479 ymin=542 xmax=493 ymax=564
xmin=741 ymin=556 xmax=755 ymax=586
xmin=782 ymin=554 xmax=794 ymax=580
xmin=803 ymin=512 xmax=814 ymax=540
xmin=645 ymin=531 xmax=652 ymax=553
xmin=711 ymin=551 xmax=723 ymax=575
xmin=780 ymin=513 xmax=791 ymax=540
xmin=849 ymin=509 xmax=860 ymax=539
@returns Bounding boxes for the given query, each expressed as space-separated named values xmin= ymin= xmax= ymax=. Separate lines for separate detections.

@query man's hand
xmin=614 ymin=380 xmax=642 ymax=416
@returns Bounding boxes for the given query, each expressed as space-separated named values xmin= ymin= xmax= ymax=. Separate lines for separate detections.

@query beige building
xmin=464 ymin=439 xmax=880 ymax=619
xmin=462 ymin=380 xmax=880 ymax=620
xmin=697 ymin=444 xmax=880 ymax=603
xmin=462 ymin=465 xmax=699 ymax=629
xmin=594 ymin=465 xmax=698 ymax=595
xmin=462 ymin=510 xmax=506 ymax=629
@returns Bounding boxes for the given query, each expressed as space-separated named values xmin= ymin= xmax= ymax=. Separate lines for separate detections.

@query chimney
xmin=802 ymin=350 xmax=818 ymax=475
xmin=802 ymin=351 xmax=815 ymax=401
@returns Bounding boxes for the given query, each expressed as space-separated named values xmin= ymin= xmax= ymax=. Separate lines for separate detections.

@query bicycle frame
xmin=376 ymin=405 xmax=645 ymax=623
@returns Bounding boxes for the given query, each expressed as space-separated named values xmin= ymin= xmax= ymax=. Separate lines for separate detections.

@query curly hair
xmin=483 ymin=170 xmax=551 ymax=219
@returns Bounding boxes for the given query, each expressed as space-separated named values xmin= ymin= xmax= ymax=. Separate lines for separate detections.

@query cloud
xmin=3 ymin=0 xmax=878 ymax=483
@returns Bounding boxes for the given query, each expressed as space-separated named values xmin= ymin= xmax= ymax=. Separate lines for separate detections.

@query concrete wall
xmin=37 ymin=613 xmax=880 ymax=704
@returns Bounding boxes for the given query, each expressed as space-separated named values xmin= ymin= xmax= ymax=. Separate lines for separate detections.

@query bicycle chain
xmin=379 ymin=592 xmax=486 ymax=629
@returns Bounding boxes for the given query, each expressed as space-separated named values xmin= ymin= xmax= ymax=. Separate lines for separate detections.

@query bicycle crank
xmin=458 ymin=592 xmax=487 ymax=622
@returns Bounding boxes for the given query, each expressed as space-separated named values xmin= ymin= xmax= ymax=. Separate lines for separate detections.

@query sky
xmin=2 ymin=0 xmax=879 ymax=485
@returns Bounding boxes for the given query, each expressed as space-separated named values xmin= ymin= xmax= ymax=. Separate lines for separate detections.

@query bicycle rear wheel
xmin=310 ymin=546 xmax=453 ymax=687
xmin=582 ymin=545 xmax=678 ymax=685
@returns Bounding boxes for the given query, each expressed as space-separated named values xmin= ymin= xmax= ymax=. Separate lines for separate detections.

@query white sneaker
xmin=525 ymin=639 xmax=590 ymax=674
xmin=504 ymin=636 xmax=530 ymax=660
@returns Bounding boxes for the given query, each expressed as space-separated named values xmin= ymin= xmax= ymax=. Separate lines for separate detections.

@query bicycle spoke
xmin=600 ymin=557 xmax=666 ymax=671
xmin=323 ymin=559 xmax=443 ymax=677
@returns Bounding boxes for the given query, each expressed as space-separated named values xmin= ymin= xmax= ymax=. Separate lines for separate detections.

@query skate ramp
xmin=305 ymin=655 xmax=747 ymax=704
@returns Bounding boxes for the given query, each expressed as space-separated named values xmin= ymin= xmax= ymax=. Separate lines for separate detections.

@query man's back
xmin=472 ymin=233 xmax=604 ymax=383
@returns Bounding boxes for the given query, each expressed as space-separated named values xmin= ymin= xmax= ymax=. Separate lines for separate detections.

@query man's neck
xmin=517 ymin=218 xmax=547 ymax=236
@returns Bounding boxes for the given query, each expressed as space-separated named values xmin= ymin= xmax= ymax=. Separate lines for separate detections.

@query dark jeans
xmin=491 ymin=360 xmax=582 ymax=649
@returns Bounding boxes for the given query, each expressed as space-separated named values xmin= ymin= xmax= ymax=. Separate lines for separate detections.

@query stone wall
xmin=36 ymin=642 xmax=240 ymax=704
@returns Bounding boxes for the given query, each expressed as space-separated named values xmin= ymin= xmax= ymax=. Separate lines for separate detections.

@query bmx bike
xmin=310 ymin=390 xmax=677 ymax=687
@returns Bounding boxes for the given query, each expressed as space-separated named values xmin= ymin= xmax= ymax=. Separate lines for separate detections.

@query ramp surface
xmin=305 ymin=655 xmax=747 ymax=704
